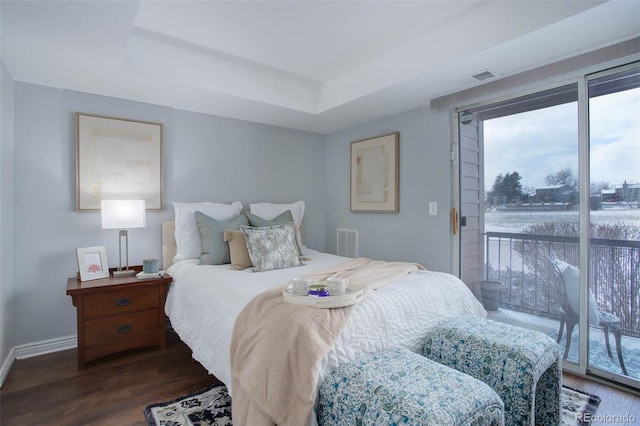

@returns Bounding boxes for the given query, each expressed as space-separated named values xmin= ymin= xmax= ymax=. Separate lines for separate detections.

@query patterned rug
xmin=144 ymin=383 xmax=600 ymax=426
xmin=145 ymin=384 xmax=231 ymax=426
xmin=562 ymin=385 xmax=601 ymax=425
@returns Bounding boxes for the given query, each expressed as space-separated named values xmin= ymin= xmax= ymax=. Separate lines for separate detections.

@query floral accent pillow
xmin=241 ymin=223 xmax=301 ymax=272
xmin=245 ymin=210 xmax=303 ymax=256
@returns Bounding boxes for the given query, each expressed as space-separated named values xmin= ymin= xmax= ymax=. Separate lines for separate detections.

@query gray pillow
xmin=245 ymin=210 xmax=303 ymax=256
xmin=195 ymin=211 xmax=248 ymax=265
xmin=241 ymin=223 xmax=301 ymax=272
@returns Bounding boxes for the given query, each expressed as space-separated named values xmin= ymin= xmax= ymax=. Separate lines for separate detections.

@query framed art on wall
xmin=76 ymin=246 xmax=109 ymax=281
xmin=350 ymin=132 xmax=399 ymax=213
xmin=76 ymin=113 xmax=163 ymax=211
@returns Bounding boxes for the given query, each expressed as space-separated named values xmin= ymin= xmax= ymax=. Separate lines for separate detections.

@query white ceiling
xmin=2 ymin=1 xmax=639 ymax=134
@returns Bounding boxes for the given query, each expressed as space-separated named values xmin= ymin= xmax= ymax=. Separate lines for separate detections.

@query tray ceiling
xmin=2 ymin=1 xmax=639 ymax=134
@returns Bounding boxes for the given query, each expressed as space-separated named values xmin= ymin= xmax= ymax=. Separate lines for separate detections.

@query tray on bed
xmin=282 ymin=284 xmax=363 ymax=308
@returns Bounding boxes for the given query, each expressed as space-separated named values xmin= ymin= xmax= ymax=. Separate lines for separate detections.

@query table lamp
xmin=101 ymin=199 xmax=146 ymax=277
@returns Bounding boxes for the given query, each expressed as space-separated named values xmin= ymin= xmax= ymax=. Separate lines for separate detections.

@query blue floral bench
xmin=422 ymin=317 xmax=561 ymax=426
xmin=318 ymin=346 xmax=504 ymax=425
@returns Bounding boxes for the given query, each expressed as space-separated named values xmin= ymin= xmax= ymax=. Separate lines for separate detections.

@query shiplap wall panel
xmin=462 ymin=202 xmax=479 ymax=216
xmin=462 ymin=176 xmax=479 ymax=190
xmin=459 ymin=116 xmax=483 ymax=296
xmin=461 ymin=162 xmax=479 ymax=179
xmin=462 ymin=189 xmax=479 ymax=203
xmin=463 ymin=216 xmax=479 ymax=230
xmin=460 ymin=147 xmax=479 ymax=164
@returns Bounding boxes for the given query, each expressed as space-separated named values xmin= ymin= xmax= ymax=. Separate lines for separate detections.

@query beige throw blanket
xmin=229 ymin=257 xmax=425 ymax=426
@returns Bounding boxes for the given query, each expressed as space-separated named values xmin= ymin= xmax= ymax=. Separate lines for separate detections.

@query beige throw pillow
xmin=223 ymin=229 xmax=252 ymax=270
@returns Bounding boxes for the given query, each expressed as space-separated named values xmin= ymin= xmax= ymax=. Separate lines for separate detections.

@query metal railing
xmin=485 ymin=231 xmax=640 ymax=337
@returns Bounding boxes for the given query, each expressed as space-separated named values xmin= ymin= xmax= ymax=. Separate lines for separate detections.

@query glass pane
xmin=588 ymin=68 xmax=640 ymax=381
xmin=481 ymin=84 xmax=582 ymax=366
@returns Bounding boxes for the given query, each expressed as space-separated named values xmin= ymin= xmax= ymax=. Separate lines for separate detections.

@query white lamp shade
xmin=101 ymin=200 xmax=146 ymax=229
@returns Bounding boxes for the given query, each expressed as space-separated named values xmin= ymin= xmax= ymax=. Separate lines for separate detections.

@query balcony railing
xmin=485 ymin=231 xmax=640 ymax=337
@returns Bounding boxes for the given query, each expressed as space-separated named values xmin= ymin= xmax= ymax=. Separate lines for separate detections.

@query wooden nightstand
xmin=66 ymin=266 xmax=172 ymax=369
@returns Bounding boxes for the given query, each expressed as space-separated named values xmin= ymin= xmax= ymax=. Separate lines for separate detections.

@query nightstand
xmin=66 ymin=266 xmax=172 ymax=369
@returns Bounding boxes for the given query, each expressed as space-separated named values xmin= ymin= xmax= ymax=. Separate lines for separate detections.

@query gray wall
xmin=1 ymin=58 xmax=15 ymax=378
xmin=11 ymin=82 xmax=326 ymax=347
xmin=4 ymin=81 xmax=456 ymax=365
xmin=324 ymin=106 xmax=453 ymax=271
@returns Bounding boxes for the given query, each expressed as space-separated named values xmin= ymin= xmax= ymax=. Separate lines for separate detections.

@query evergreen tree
xmin=486 ymin=174 xmax=504 ymax=202
xmin=487 ymin=172 xmax=523 ymax=204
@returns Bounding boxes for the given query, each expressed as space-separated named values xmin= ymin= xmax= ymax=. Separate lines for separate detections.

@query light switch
xmin=429 ymin=202 xmax=437 ymax=216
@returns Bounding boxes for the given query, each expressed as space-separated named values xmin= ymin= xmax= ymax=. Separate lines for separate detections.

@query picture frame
xmin=76 ymin=246 xmax=110 ymax=281
xmin=76 ymin=113 xmax=163 ymax=211
xmin=350 ymin=132 xmax=399 ymax=213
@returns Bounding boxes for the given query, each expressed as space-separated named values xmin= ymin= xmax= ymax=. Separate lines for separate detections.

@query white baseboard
xmin=1 ymin=335 xmax=76 ymax=388
xmin=14 ymin=335 xmax=77 ymax=360
xmin=0 ymin=346 xmax=16 ymax=388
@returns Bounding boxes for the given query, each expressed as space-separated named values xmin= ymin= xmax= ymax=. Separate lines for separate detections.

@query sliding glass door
xmin=586 ymin=64 xmax=640 ymax=387
xmin=477 ymin=85 xmax=584 ymax=374
xmin=456 ymin=61 xmax=640 ymax=388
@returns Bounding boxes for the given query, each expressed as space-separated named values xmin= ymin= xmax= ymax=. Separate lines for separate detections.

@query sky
xmin=483 ymin=87 xmax=640 ymax=195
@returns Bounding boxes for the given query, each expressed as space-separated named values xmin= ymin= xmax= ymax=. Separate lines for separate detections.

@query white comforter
xmin=165 ymin=248 xmax=487 ymax=398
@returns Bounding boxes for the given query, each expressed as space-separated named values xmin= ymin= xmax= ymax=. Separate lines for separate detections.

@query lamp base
xmin=112 ymin=269 xmax=137 ymax=277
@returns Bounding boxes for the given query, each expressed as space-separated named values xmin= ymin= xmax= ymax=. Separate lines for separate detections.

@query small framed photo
xmin=76 ymin=246 xmax=109 ymax=281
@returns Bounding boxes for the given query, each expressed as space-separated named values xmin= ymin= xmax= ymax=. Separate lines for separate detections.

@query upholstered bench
xmin=317 ymin=346 xmax=504 ymax=426
xmin=422 ymin=317 xmax=561 ymax=426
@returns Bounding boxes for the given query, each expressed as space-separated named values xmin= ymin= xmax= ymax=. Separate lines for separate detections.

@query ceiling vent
xmin=455 ymin=69 xmax=499 ymax=88
xmin=472 ymin=70 xmax=497 ymax=81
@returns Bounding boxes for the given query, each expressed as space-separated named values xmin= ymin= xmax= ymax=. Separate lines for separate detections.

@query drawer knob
xmin=116 ymin=297 xmax=131 ymax=306
xmin=117 ymin=324 xmax=132 ymax=333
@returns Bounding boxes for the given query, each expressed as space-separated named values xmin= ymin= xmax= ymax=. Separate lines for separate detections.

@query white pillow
xmin=554 ymin=260 xmax=600 ymax=326
xmin=173 ymin=201 xmax=243 ymax=262
xmin=249 ymin=201 xmax=305 ymax=246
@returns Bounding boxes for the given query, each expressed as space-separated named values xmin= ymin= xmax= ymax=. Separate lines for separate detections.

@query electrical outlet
xmin=429 ymin=202 xmax=437 ymax=216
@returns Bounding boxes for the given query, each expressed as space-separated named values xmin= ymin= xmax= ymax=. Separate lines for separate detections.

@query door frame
xmin=452 ymin=77 xmax=596 ymax=379
xmin=452 ymin=62 xmax=640 ymax=387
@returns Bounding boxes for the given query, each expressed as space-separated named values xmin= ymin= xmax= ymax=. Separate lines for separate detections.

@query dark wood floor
xmin=0 ymin=333 xmax=219 ymax=425
xmin=1 ymin=333 xmax=639 ymax=425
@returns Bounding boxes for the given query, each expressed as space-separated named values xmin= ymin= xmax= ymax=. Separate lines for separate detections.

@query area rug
xmin=144 ymin=384 xmax=231 ymax=426
xmin=562 ymin=385 xmax=601 ymax=425
xmin=144 ymin=383 xmax=600 ymax=426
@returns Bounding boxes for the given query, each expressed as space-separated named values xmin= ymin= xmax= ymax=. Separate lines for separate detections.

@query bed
xmin=162 ymin=201 xmax=487 ymax=426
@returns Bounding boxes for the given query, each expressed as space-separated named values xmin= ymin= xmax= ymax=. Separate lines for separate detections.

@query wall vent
xmin=337 ymin=228 xmax=358 ymax=258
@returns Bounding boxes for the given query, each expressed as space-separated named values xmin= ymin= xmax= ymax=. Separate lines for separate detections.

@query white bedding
xmin=165 ymin=248 xmax=350 ymax=389
xmin=165 ymin=248 xmax=487 ymax=400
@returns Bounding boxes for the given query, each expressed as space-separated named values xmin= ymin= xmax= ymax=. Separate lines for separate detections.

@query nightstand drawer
xmin=84 ymin=286 xmax=159 ymax=319
xmin=67 ymin=271 xmax=170 ymax=369
xmin=84 ymin=309 xmax=159 ymax=346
